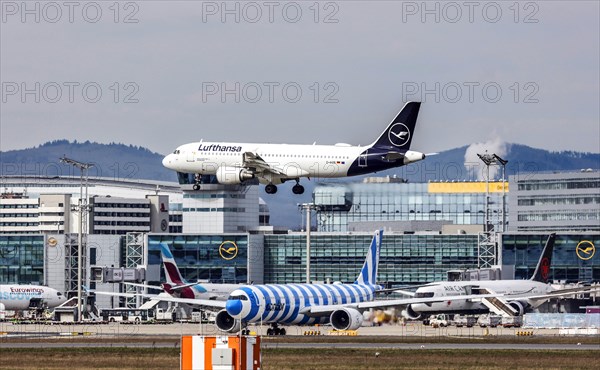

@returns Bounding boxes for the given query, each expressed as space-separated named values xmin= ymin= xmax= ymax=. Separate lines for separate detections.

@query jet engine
xmin=400 ymin=305 xmax=422 ymax=320
xmin=403 ymin=150 xmax=426 ymax=165
xmin=330 ymin=308 xmax=364 ymax=330
xmin=215 ymin=310 xmax=241 ymax=333
xmin=216 ymin=166 xmax=255 ymax=184
xmin=508 ymin=300 xmax=528 ymax=316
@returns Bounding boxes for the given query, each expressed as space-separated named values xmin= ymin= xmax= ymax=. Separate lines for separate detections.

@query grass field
xmin=0 ymin=347 xmax=599 ymax=370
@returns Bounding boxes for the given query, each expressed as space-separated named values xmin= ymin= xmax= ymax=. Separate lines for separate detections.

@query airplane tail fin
xmin=160 ymin=242 xmax=187 ymax=286
xmin=355 ymin=229 xmax=383 ymax=285
xmin=530 ymin=233 xmax=556 ymax=283
xmin=370 ymin=102 xmax=421 ymax=150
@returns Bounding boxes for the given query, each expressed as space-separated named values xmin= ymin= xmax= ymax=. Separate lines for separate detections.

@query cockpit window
xmin=228 ymin=295 xmax=248 ymax=301
xmin=173 ymin=149 xmax=181 ymax=154
xmin=57 ymin=292 xmax=62 ymax=296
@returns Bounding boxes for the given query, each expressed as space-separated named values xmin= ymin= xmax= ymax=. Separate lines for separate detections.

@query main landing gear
xmin=266 ymin=324 xmax=286 ymax=336
xmin=265 ymin=183 xmax=278 ymax=194
xmin=265 ymin=181 xmax=305 ymax=195
xmin=292 ymin=179 xmax=304 ymax=195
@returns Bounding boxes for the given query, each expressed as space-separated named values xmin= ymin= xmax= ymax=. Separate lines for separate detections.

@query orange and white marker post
xmin=181 ymin=336 xmax=261 ymax=370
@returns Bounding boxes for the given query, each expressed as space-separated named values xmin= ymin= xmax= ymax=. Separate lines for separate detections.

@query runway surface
xmin=1 ymin=340 xmax=598 ymax=351
xmin=1 ymin=321 xmax=598 ymax=351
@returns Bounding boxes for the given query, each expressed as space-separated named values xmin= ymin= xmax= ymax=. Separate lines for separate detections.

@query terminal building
xmin=0 ymin=171 xmax=598 ymax=314
xmin=313 ymin=177 xmax=507 ymax=232
xmin=508 ymin=170 xmax=600 ymax=232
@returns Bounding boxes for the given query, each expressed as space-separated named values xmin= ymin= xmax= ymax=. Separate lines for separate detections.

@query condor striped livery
xmin=216 ymin=230 xmax=383 ymax=332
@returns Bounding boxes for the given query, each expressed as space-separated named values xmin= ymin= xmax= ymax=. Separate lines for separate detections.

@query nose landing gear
xmin=193 ymin=174 xmax=201 ymax=191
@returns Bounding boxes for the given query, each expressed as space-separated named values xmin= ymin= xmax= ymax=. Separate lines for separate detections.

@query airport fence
xmin=523 ymin=313 xmax=600 ymax=329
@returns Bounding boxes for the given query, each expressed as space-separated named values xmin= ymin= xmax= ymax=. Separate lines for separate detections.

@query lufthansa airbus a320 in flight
xmin=162 ymin=102 xmax=427 ymax=194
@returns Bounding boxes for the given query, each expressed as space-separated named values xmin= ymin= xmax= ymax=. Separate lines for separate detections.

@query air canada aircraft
xmin=163 ymin=102 xmax=427 ymax=194
xmin=400 ymin=234 xmax=600 ymax=319
xmin=145 ymin=230 xmax=502 ymax=335
xmin=0 ymin=284 xmax=66 ymax=311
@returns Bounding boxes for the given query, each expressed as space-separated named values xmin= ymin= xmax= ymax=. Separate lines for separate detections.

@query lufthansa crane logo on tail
xmin=388 ymin=123 xmax=410 ymax=147
xmin=219 ymin=241 xmax=238 ymax=260
xmin=576 ymin=240 xmax=595 ymax=261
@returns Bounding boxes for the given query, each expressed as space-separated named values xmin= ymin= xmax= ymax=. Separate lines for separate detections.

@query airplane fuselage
xmin=163 ymin=141 xmax=424 ymax=182
xmin=409 ymin=280 xmax=552 ymax=315
xmin=166 ymin=282 xmax=239 ymax=301
xmin=226 ymin=283 xmax=379 ymax=326
xmin=163 ymin=102 xmax=426 ymax=194
xmin=0 ymin=284 xmax=66 ymax=310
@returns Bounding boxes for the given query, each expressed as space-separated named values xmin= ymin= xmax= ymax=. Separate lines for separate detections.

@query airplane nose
xmin=162 ymin=154 xmax=171 ymax=168
xmin=226 ymin=300 xmax=243 ymax=317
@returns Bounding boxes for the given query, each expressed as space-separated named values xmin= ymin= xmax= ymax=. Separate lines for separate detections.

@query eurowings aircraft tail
xmin=354 ymin=229 xmax=382 ymax=285
xmin=530 ymin=233 xmax=556 ymax=283
xmin=160 ymin=242 xmax=188 ymax=286
xmin=370 ymin=102 xmax=421 ymax=150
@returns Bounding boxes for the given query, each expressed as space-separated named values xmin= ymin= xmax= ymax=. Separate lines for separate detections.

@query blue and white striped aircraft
xmin=182 ymin=230 xmax=503 ymax=335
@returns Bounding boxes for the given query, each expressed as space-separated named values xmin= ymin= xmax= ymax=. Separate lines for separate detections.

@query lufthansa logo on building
xmin=48 ymin=237 xmax=58 ymax=247
xmin=219 ymin=241 xmax=238 ymax=260
xmin=576 ymin=240 xmax=595 ymax=261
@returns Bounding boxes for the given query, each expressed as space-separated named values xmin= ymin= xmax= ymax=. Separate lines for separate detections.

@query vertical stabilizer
xmin=160 ymin=243 xmax=187 ymax=286
xmin=370 ymin=102 xmax=421 ymax=150
xmin=355 ymin=230 xmax=383 ymax=285
xmin=530 ymin=233 xmax=556 ymax=283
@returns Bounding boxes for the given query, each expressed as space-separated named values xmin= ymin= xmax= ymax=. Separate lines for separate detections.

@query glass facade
xmin=0 ymin=234 xmax=44 ymax=284
xmin=502 ymin=233 xmax=600 ymax=282
xmin=264 ymin=233 xmax=479 ymax=285
xmin=509 ymin=172 xmax=600 ymax=232
xmin=147 ymin=234 xmax=249 ymax=284
xmin=314 ymin=180 xmax=506 ymax=232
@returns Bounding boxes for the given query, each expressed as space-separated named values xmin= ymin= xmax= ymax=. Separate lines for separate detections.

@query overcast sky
xmin=1 ymin=1 xmax=599 ymax=156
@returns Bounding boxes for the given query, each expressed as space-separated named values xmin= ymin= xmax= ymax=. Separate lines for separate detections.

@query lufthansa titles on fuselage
xmin=198 ymin=143 xmax=243 ymax=152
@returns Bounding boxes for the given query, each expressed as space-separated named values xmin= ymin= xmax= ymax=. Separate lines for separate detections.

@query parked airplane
xmin=162 ymin=101 xmax=427 ymax=194
xmin=163 ymin=230 xmax=502 ymax=335
xmin=91 ymin=243 xmax=240 ymax=306
xmin=150 ymin=243 xmax=240 ymax=302
xmin=0 ymin=284 xmax=66 ymax=311
xmin=401 ymin=234 xmax=598 ymax=319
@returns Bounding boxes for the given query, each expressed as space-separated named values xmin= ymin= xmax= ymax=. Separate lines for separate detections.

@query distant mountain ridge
xmin=0 ymin=140 xmax=176 ymax=182
xmin=1 ymin=140 xmax=598 ymax=227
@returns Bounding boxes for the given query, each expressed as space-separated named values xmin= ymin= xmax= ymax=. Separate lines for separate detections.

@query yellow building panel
xmin=428 ymin=182 xmax=509 ymax=193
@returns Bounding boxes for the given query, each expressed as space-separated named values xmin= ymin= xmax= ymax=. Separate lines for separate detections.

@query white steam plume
xmin=464 ymin=138 xmax=509 ymax=181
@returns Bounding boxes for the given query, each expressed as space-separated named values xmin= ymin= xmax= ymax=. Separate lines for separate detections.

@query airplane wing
xmin=88 ymin=289 xmax=226 ymax=310
xmin=305 ymin=292 xmax=503 ymax=316
xmin=514 ymin=286 xmax=600 ymax=303
xmin=123 ymin=282 xmax=163 ymax=291
xmin=243 ymin=152 xmax=286 ymax=176
xmin=375 ymin=282 xmax=437 ymax=295
xmin=243 ymin=151 xmax=313 ymax=179
xmin=391 ymin=289 xmax=416 ymax=297
xmin=146 ymin=295 xmax=226 ymax=309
